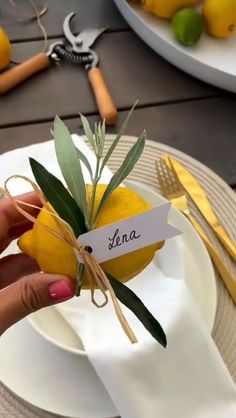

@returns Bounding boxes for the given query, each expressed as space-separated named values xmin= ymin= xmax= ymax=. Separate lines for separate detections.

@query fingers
xmin=8 ymin=219 xmax=36 ymax=241
xmin=0 ymin=273 xmax=75 ymax=336
xmin=0 ymin=191 xmax=42 ymax=225
xmin=0 ymin=220 xmax=35 ymax=253
xmin=0 ymin=191 xmax=42 ymax=251
xmin=0 ymin=253 xmax=39 ymax=289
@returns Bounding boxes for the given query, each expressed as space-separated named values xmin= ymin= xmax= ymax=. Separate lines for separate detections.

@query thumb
xmin=0 ymin=273 xmax=75 ymax=335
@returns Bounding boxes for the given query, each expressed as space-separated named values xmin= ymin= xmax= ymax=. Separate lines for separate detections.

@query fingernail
xmin=49 ymin=281 xmax=73 ymax=300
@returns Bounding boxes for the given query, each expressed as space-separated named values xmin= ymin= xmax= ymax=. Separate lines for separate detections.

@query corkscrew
xmin=0 ymin=12 xmax=117 ymax=125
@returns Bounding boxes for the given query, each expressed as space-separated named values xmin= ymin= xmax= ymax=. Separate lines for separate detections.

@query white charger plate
xmin=0 ymin=180 xmax=216 ymax=418
xmin=113 ymin=0 xmax=236 ymax=93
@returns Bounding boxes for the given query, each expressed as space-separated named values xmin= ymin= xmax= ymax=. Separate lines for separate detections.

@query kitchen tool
xmin=163 ymin=156 xmax=236 ymax=262
xmin=0 ymin=12 xmax=117 ymax=125
xmin=156 ymin=156 xmax=236 ymax=303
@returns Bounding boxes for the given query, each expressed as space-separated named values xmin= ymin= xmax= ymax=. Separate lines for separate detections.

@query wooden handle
xmin=88 ymin=67 xmax=117 ymax=125
xmin=0 ymin=53 xmax=50 ymax=94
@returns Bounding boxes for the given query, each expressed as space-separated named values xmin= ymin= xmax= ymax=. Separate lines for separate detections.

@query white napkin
xmin=58 ymin=268 xmax=236 ymax=418
xmin=1 ymin=136 xmax=236 ymax=418
xmin=0 ymin=135 xmax=112 ymax=195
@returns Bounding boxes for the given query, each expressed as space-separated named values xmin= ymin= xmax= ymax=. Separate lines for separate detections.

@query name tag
xmin=76 ymin=203 xmax=181 ymax=264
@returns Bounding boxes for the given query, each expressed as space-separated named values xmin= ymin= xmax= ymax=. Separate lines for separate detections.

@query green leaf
xmin=107 ymin=273 xmax=167 ymax=348
xmin=95 ymin=121 xmax=105 ymax=158
xmin=95 ymin=131 xmax=146 ymax=221
xmin=76 ymin=263 xmax=85 ymax=296
xmin=80 ymin=113 xmax=96 ymax=153
xmin=101 ymin=118 xmax=106 ymax=148
xmin=30 ymin=158 xmax=87 ymax=237
xmin=100 ymin=101 xmax=137 ymax=173
xmin=75 ymin=148 xmax=93 ymax=181
xmin=53 ymin=116 xmax=87 ymax=218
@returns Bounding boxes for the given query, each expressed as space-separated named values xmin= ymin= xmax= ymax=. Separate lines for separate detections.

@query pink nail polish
xmin=49 ymin=281 xmax=73 ymax=300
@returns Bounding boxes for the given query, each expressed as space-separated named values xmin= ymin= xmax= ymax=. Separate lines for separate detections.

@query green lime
xmin=172 ymin=8 xmax=203 ymax=46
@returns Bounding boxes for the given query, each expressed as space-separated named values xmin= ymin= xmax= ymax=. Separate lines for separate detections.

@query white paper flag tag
xmin=76 ymin=203 xmax=181 ymax=264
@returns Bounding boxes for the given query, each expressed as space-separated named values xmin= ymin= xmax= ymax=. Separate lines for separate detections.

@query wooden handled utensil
xmin=0 ymin=53 xmax=50 ymax=94
xmin=0 ymin=12 xmax=117 ymax=125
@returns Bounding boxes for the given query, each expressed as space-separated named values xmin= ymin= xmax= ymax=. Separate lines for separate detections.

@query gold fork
xmin=156 ymin=157 xmax=236 ymax=304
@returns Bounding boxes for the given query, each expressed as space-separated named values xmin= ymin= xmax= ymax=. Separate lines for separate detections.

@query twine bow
xmin=0 ymin=175 xmax=137 ymax=344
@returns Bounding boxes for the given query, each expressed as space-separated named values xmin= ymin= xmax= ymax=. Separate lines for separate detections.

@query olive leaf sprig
xmin=28 ymin=109 xmax=167 ymax=348
xmin=79 ymin=102 xmax=141 ymax=229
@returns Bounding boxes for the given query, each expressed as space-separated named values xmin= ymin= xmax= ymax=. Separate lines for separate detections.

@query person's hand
xmin=0 ymin=192 xmax=75 ymax=335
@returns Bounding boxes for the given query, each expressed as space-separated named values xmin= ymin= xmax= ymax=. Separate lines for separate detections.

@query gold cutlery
xmin=163 ymin=156 xmax=236 ymax=262
xmin=156 ymin=157 xmax=236 ymax=304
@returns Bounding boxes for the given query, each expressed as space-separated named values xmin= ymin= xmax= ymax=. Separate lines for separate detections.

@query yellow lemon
xmin=18 ymin=185 xmax=164 ymax=288
xmin=202 ymin=0 xmax=236 ymax=38
xmin=141 ymin=0 xmax=199 ymax=20
xmin=0 ymin=27 xmax=11 ymax=70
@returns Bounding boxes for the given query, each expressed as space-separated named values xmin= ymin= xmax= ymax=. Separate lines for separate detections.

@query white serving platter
xmin=114 ymin=0 xmax=236 ymax=93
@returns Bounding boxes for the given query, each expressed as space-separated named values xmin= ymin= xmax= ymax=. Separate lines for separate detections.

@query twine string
xmin=7 ymin=0 xmax=49 ymax=64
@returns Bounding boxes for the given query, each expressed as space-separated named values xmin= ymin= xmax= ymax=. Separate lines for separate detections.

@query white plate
xmin=0 ymin=180 xmax=216 ymax=418
xmin=113 ymin=0 xmax=236 ymax=93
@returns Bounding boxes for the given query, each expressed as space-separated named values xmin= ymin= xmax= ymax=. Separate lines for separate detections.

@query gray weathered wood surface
xmin=0 ymin=0 xmax=235 ymax=188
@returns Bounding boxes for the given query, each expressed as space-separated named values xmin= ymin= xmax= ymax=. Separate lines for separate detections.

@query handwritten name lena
xmin=108 ymin=228 xmax=141 ymax=250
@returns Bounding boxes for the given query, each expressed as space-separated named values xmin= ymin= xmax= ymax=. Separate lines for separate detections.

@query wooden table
xmin=0 ymin=0 xmax=235 ymax=191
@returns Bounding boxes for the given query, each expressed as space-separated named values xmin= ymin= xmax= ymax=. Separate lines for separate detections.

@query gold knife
xmin=164 ymin=156 xmax=236 ymax=262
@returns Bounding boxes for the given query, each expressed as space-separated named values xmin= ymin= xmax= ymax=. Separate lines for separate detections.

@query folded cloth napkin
xmin=57 ymin=266 xmax=236 ymax=418
xmin=1 ymin=136 xmax=236 ymax=418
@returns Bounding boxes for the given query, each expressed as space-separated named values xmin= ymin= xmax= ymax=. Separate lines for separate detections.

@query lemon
xmin=0 ymin=27 xmax=11 ymax=71
xmin=18 ymin=184 xmax=164 ymax=288
xmin=172 ymin=8 xmax=203 ymax=45
xmin=202 ymin=0 xmax=236 ymax=38
xmin=141 ymin=0 xmax=199 ymax=20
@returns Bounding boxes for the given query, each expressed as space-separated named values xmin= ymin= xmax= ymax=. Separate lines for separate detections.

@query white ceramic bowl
xmin=27 ymin=180 xmax=216 ymax=357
